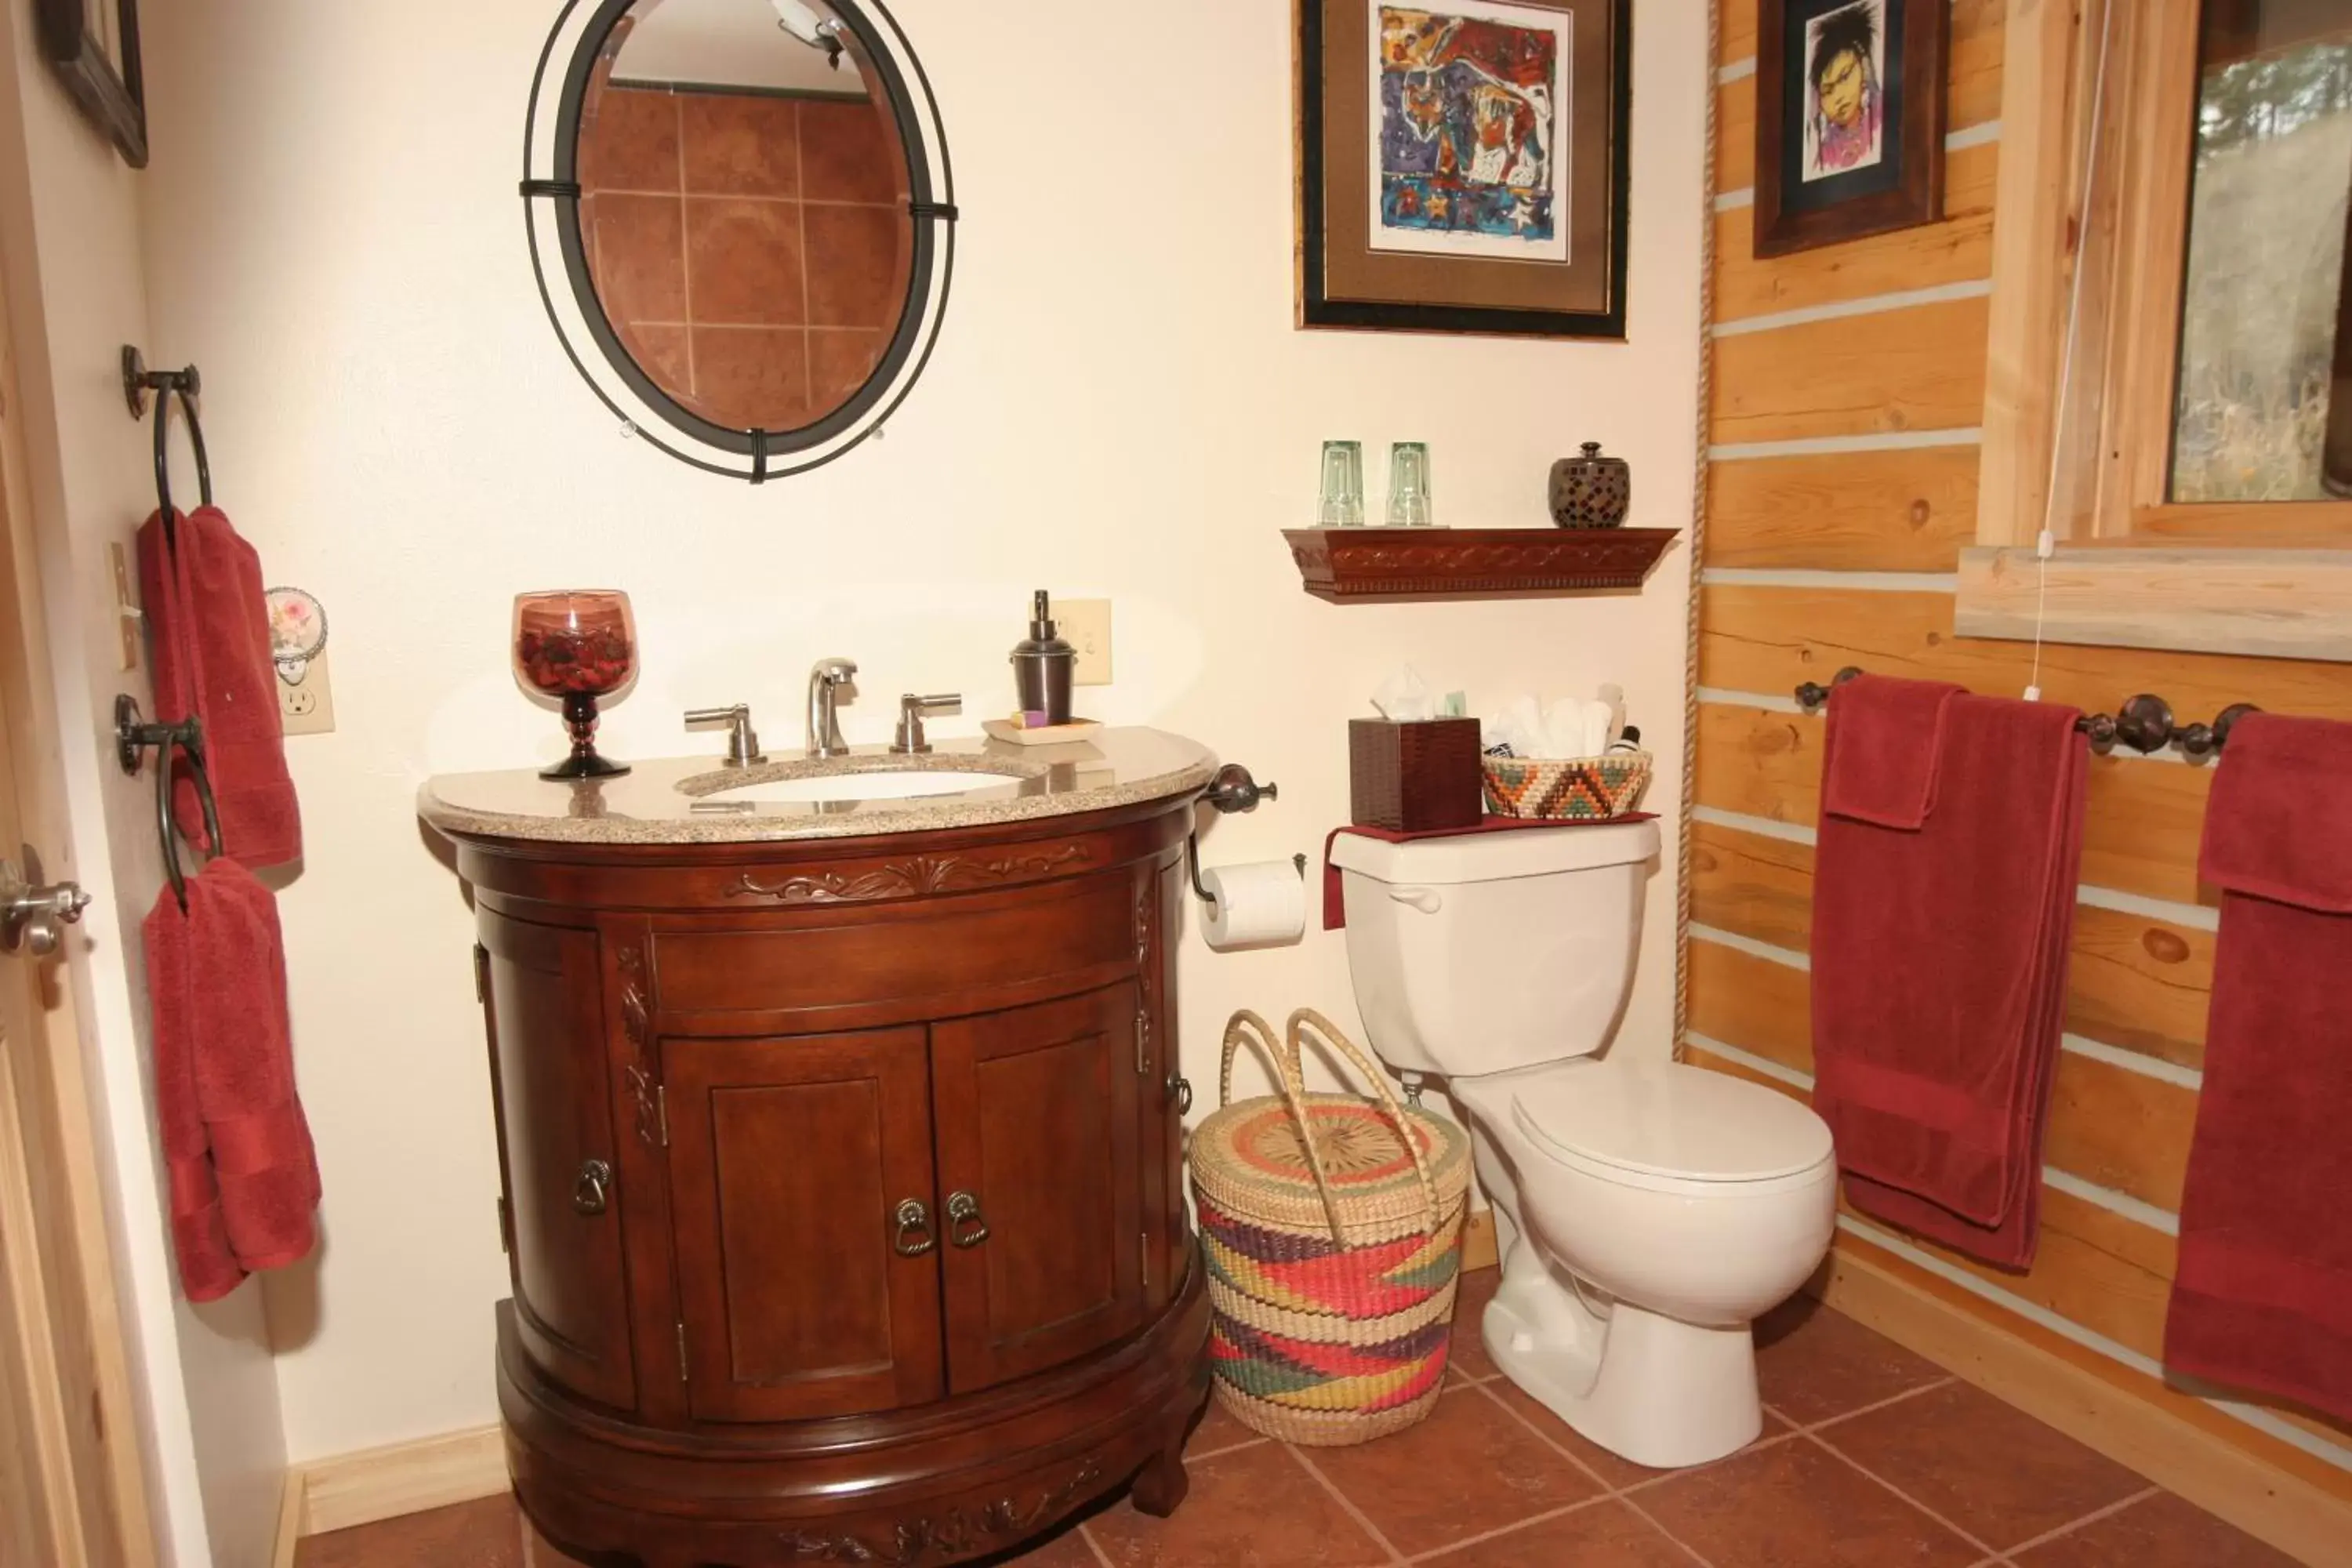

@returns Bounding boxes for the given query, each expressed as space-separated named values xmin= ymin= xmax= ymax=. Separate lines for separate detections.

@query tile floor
xmin=298 ymin=1271 xmax=2303 ymax=1568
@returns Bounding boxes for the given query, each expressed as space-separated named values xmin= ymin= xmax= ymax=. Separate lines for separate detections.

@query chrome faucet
xmin=806 ymin=658 xmax=858 ymax=757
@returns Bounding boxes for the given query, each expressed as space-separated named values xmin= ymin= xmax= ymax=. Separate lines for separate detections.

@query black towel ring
xmin=114 ymin=695 xmax=226 ymax=913
xmin=122 ymin=347 xmax=212 ymax=550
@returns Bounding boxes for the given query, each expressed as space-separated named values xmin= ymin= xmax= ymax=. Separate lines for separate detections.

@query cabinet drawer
xmin=651 ymin=872 xmax=1138 ymax=1016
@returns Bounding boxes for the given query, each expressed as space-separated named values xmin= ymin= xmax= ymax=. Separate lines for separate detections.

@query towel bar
xmin=1790 ymin=670 xmax=2260 ymax=758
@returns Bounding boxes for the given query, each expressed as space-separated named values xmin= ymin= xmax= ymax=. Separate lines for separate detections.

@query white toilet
xmin=1330 ymin=820 xmax=1837 ymax=1470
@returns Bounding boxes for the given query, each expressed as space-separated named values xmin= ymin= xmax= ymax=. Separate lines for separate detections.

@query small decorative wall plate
xmin=265 ymin=586 xmax=328 ymax=684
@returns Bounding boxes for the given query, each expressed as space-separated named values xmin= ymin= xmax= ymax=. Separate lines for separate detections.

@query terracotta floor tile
xmin=1420 ymin=1498 xmax=1698 ymax=1566
xmin=299 ymin=1495 xmax=521 ymax=1568
xmin=1817 ymin=1380 xmax=2150 ymax=1552
xmin=1304 ymin=1384 xmax=1603 ymax=1556
xmin=1185 ymin=1393 xmax=1266 ymax=1458
xmin=1447 ymin=1266 xmax=1501 ymax=1384
xmin=1485 ymin=1374 xmax=1791 ymax=1491
xmin=1753 ymin=1298 xmax=1948 ymax=1426
xmin=1005 ymin=1520 xmax=1110 ymax=1566
xmin=2012 ymin=1491 xmax=2304 ymax=1567
xmin=520 ymin=1516 xmax=587 ymax=1566
xmin=1086 ymin=1444 xmax=1389 ymax=1567
xmin=1637 ymin=1438 xmax=1980 ymax=1568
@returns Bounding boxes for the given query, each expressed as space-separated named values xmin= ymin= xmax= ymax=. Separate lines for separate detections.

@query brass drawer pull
xmin=892 ymin=1199 xmax=937 ymax=1258
xmin=946 ymin=1191 xmax=990 ymax=1249
xmin=573 ymin=1159 xmax=613 ymax=1216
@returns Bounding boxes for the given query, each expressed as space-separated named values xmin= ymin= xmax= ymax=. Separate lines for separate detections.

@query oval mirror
xmin=524 ymin=0 xmax=953 ymax=481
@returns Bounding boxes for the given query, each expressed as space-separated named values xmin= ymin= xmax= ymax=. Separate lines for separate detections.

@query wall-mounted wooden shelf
xmin=1283 ymin=527 xmax=1679 ymax=604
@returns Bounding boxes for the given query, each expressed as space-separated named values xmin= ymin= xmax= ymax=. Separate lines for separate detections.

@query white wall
xmin=0 ymin=5 xmax=286 ymax=1563
xmin=138 ymin=0 xmax=1709 ymax=1465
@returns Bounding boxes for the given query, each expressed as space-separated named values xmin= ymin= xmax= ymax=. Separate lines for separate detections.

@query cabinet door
xmin=662 ymin=1028 xmax=944 ymax=1422
xmin=932 ymin=982 xmax=1145 ymax=1394
xmin=479 ymin=913 xmax=637 ymax=1410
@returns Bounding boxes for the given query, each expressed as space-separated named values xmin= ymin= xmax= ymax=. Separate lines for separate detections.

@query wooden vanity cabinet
xmin=454 ymin=800 xmax=1206 ymax=1568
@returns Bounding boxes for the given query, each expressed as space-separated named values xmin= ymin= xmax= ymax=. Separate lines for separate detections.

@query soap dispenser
xmin=1009 ymin=590 xmax=1076 ymax=727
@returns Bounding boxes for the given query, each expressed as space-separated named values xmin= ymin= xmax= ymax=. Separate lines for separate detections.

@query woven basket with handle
xmin=1191 ymin=1009 xmax=1473 ymax=1446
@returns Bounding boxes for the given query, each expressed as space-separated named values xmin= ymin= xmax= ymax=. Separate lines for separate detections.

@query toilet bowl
xmin=1330 ymin=822 xmax=1837 ymax=1469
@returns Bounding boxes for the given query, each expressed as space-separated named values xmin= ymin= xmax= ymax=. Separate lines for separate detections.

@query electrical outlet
xmin=1058 ymin=599 xmax=1112 ymax=687
xmin=278 ymin=650 xmax=336 ymax=736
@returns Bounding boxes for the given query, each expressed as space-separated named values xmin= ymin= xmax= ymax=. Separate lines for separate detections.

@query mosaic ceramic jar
xmin=1549 ymin=441 xmax=1632 ymax=528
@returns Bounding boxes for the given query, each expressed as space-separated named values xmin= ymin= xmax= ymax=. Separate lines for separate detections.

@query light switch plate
xmin=1059 ymin=599 xmax=1112 ymax=687
xmin=109 ymin=542 xmax=139 ymax=670
xmin=279 ymin=650 xmax=336 ymax=735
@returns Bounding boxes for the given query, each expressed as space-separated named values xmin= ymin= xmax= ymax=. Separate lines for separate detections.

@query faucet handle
xmin=685 ymin=704 xmax=766 ymax=768
xmin=892 ymin=693 xmax=962 ymax=755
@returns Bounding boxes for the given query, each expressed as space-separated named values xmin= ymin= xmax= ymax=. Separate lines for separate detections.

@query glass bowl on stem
xmin=512 ymin=590 xmax=637 ymax=780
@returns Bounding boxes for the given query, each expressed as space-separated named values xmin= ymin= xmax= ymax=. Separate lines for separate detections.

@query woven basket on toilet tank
xmin=1191 ymin=1009 xmax=1473 ymax=1446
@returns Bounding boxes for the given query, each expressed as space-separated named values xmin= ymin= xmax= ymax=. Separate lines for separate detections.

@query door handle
xmin=946 ymin=1191 xmax=990 ymax=1249
xmin=572 ymin=1158 xmax=612 ymax=1216
xmin=892 ymin=1198 xmax=936 ymax=1257
xmin=1 ymin=858 xmax=90 ymax=959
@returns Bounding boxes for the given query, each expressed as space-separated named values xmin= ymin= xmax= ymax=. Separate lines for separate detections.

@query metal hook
xmin=123 ymin=347 xmax=210 ymax=547
xmin=114 ymin=695 xmax=225 ymax=912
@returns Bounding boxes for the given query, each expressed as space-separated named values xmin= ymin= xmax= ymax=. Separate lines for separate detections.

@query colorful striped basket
xmin=1482 ymin=750 xmax=1653 ymax=821
xmin=1192 ymin=1009 xmax=1473 ymax=1446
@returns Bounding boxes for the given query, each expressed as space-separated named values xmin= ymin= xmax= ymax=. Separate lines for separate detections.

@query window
xmin=1960 ymin=0 xmax=2352 ymax=662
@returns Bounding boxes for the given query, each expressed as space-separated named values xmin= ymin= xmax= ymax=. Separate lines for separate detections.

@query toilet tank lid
xmin=1330 ymin=820 xmax=1661 ymax=885
xmin=1511 ymin=1061 xmax=1834 ymax=1183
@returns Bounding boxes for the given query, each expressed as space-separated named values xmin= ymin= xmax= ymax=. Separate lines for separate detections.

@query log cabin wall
xmin=1690 ymin=0 xmax=2352 ymax=1548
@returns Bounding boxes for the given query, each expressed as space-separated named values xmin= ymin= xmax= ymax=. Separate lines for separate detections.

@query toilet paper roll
xmin=1200 ymin=861 xmax=1308 ymax=951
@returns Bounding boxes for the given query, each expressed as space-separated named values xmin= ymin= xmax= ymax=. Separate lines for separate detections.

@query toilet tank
xmin=1330 ymin=820 xmax=1658 ymax=1079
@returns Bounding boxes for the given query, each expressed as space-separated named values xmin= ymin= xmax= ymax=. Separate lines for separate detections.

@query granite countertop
xmin=417 ymin=726 xmax=1219 ymax=847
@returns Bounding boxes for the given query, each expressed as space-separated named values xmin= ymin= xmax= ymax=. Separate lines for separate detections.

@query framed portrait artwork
xmin=1298 ymin=0 xmax=1633 ymax=339
xmin=1754 ymin=0 xmax=1947 ymax=257
xmin=35 ymin=0 xmax=147 ymax=168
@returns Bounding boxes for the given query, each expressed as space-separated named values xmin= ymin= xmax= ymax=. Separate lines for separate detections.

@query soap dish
xmin=983 ymin=717 xmax=1104 ymax=747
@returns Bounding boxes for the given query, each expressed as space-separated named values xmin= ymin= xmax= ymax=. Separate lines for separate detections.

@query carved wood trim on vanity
xmin=455 ymin=800 xmax=1207 ymax=1568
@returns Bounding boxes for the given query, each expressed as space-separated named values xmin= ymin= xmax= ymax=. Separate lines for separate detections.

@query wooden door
xmin=479 ymin=913 xmax=637 ymax=1410
xmin=0 ymin=321 xmax=151 ymax=1562
xmin=932 ymin=982 xmax=1145 ymax=1395
xmin=663 ymin=1027 xmax=944 ymax=1422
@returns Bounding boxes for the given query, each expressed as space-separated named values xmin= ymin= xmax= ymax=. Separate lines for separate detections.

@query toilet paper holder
xmin=1189 ymin=764 xmax=1305 ymax=909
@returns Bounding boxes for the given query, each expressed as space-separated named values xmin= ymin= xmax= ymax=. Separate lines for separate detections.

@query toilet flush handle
xmin=1388 ymin=887 xmax=1443 ymax=914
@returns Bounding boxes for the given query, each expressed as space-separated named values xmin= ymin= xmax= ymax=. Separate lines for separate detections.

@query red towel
xmin=1812 ymin=683 xmax=2088 ymax=1269
xmin=2165 ymin=714 xmax=2352 ymax=1424
xmin=1323 ymin=813 xmax=1658 ymax=930
xmin=144 ymin=858 xmax=319 ymax=1298
xmin=137 ymin=507 xmax=302 ymax=869
xmin=1818 ymin=676 xmax=1963 ymax=829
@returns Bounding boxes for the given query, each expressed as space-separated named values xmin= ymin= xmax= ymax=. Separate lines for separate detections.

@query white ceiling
xmin=616 ymin=0 xmax=872 ymax=96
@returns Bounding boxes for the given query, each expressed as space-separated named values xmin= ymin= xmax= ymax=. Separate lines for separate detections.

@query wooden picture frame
xmin=1754 ymin=0 xmax=1945 ymax=258
xmin=35 ymin=0 xmax=147 ymax=170
xmin=1298 ymin=0 xmax=1633 ymax=339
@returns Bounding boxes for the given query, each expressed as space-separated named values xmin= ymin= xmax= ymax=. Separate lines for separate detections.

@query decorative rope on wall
xmin=1673 ymin=0 xmax=1723 ymax=1067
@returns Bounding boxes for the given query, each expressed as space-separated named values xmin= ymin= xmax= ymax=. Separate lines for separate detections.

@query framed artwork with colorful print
xmin=1298 ymin=0 xmax=1633 ymax=339
xmin=1754 ymin=0 xmax=1947 ymax=257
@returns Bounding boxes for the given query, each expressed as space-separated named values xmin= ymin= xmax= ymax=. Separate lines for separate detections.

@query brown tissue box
xmin=1349 ymin=717 xmax=1485 ymax=831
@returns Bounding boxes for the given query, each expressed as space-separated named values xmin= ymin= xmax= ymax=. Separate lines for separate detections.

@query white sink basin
xmin=708 ymin=769 xmax=1015 ymax=805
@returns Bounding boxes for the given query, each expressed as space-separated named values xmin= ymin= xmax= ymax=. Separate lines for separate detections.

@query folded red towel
xmin=143 ymin=882 xmax=245 ymax=1304
xmin=1813 ymin=693 xmax=2087 ymax=1269
xmin=147 ymin=858 xmax=318 ymax=1290
xmin=1821 ymin=675 xmax=1965 ymax=829
xmin=2165 ymin=714 xmax=2352 ymax=1424
xmin=1323 ymin=814 xmax=1658 ymax=930
xmin=137 ymin=508 xmax=302 ymax=869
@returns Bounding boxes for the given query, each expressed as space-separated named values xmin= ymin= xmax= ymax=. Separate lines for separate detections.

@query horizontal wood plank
xmin=1957 ymin=545 xmax=2352 ymax=665
xmin=1688 ymin=820 xmax=2212 ymax=1072
xmin=1686 ymin=928 xmax=2198 ymax=1215
xmin=1718 ymin=75 xmax=1756 ymax=196
xmin=1710 ymin=297 xmax=1990 ymax=446
xmin=1705 ymin=446 xmax=1981 ymax=572
xmin=1697 ymin=585 xmax=2352 ymax=727
xmin=1715 ymin=145 xmax=2000 ymax=325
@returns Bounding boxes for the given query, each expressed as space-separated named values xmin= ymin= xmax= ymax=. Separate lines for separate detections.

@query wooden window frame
xmin=1958 ymin=0 xmax=2352 ymax=662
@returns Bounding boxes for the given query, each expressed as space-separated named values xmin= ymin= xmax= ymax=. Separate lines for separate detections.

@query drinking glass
xmin=1317 ymin=440 xmax=1367 ymax=527
xmin=513 ymin=590 xmax=637 ymax=780
xmin=1388 ymin=441 xmax=1435 ymax=528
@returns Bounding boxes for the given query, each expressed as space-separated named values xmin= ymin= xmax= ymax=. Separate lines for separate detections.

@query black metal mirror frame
xmin=36 ymin=0 xmax=147 ymax=169
xmin=522 ymin=0 xmax=957 ymax=484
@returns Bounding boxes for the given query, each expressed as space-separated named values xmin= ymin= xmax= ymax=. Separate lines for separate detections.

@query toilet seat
xmin=1501 ymin=1059 xmax=1835 ymax=1196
